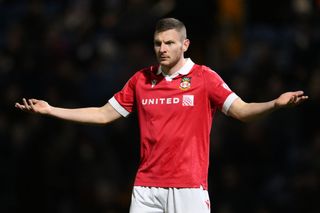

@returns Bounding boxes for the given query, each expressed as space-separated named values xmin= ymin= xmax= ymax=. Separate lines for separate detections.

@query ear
xmin=183 ymin=39 xmax=190 ymax=52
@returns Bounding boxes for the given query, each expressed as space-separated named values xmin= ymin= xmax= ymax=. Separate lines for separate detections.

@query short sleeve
xmin=108 ymin=71 xmax=140 ymax=117
xmin=203 ymin=66 xmax=239 ymax=114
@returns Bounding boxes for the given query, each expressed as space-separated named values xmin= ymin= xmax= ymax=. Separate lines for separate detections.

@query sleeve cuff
xmin=222 ymin=93 xmax=239 ymax=115
xmin=108 ymin=96 xmax=130 ymax=117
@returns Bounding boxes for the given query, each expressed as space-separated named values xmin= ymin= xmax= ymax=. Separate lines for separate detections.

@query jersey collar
xmin=157 ymin=58 xmax=194 ymax=81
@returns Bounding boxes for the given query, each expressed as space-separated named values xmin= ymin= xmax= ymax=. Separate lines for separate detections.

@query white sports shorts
xmin=129 ymin=186 xmax=211 ymax=213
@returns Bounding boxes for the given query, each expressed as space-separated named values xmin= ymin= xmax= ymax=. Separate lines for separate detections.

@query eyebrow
xmin=154 ymin=39 xmax=175 ymax=44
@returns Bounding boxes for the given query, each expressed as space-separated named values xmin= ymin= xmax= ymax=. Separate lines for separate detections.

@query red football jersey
xmin=109 ymin=59 xmax=238 ymax=189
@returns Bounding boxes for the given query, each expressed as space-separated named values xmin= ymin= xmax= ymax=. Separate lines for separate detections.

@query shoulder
xmin=134 ymin=65 xmax=159 ymax=78
xmin=127 ymin=65 xmax=157 ymax=82
xmin=200 ymin=65 xmax=218 ymax=75
xmin=193 ymin=64 xmax=223 ymax=80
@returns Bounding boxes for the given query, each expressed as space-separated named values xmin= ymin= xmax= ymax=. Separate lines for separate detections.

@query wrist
xmin=45 ymin=105 xmax=54 ymax=115
xmin=273 ymin=99 xmax=281 ymax=110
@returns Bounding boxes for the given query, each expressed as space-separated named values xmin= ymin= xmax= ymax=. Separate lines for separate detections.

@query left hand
xmin=275 ymin=91 xmax=308 ymax=108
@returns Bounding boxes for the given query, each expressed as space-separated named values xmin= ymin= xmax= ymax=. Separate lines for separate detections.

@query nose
xmin=159 ymin=43 xmax=167 ymax=53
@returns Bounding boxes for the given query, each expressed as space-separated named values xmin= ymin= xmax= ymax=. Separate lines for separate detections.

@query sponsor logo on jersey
xmin=141 ymin=95 xmax=194 ymax=106
xmin=179 ymin=77 xmax=191 ymax=90
xmin=142 ymin=97 xmax=180 ymax=105
xmin=182 ymin=95 xmax=194 ymax=106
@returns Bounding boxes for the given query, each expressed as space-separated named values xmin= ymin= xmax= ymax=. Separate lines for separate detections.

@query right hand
xmin=15 ymin=98 xmax=52 ymax=114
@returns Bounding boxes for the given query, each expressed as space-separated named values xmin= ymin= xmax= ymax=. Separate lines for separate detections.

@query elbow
xmin=98 ymin=105 xmax=122 ymax=125
xmin=96 ymin=108 xmax=111 ymax=125
xmin=231 ymin=114 xmax=250 ymax=123
xmin=239 ymin=116 xmax=255 ymax=123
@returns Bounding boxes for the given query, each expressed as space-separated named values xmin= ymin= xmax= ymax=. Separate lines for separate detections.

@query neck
xmin=161 ymin=58 xmax=187 ymax=76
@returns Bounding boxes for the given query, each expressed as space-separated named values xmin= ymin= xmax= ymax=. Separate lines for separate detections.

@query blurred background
xmin=1 ymin=0 xmax=319 ymax=212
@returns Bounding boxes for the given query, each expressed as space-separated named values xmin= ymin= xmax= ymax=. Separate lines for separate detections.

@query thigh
xmin=129 ymin=186 xmax=164 ymax=213
xmin=166 ymin=187 xmax=211 ymax=213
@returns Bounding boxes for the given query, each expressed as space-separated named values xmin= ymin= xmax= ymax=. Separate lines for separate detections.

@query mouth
xmin=159 ymin=55 xmax=169 ymax=61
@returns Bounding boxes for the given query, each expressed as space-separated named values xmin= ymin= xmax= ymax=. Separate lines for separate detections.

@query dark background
xmin=1 ymin=0 xmax=319 ymax=212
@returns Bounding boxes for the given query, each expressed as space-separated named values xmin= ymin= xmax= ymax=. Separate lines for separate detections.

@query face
xmin=154 ymin=29 xmax=189 ymax=72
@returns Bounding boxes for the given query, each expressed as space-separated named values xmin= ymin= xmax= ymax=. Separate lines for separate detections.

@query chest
xmin=135 ymin=74 xmax=206 ymax=114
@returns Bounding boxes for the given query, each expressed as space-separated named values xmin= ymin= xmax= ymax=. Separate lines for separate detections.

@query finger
xmin=15 ymin=102 xmax=26 ymax=109
xmin=22 ymin=98 xmax=31 ymax=110
xmin=22 ymin=98 xmax=28 ymax=107
xmin=28 ymin=99 xmax=35 ymax=111
xmin=291 ymin=95 xmax=300 ymax=105
xmin=30 ymin=98 xmax=39 ymax=104
xmin=298 ymin=95 xmax=309 ymax=103
xmin=294 ymin=95 xmax=309 ymax=104
xmin=288 ymin=95 xmax=295 ymax=104
xmin=292 ymin=95 xmax=298 ymax=102
xmin=294 ymin=91 xmax=304 ymax=96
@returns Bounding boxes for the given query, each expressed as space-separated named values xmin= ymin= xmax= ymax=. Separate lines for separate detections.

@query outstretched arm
xmin=227 ymin=91 xmax=308 ymax=122
xmin=15 ymin=98 xmax=122 ymax=125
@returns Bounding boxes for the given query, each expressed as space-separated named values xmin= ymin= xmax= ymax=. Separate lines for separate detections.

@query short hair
xmin=155 ymin=18 xmax=187 ymax=39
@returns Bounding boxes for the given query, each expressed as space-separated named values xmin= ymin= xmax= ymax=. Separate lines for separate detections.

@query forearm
xmin=228 ymin=91 xmax=308 ymax=122
xmin=238 ymin=101 xmax=276 ymax=122
xmin=15 ymin=98 xmax=122 ymax=124
xmin=48 ymin=106 xmax=109 ymax=124
xmin=228 ymin=98 xmax=277 ymax=122
xmin=47 ymin=102 xmax=122 ymax=125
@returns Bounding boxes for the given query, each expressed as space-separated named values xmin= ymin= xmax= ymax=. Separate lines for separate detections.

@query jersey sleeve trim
xmin=108 ymin=96 xmax=130 ymax=117
xmin=222 ymin=93 xmax=239 ymax=115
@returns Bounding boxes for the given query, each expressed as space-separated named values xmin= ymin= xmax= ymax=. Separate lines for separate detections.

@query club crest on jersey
xmin=179 ymin=77 xmax=191 ymax=90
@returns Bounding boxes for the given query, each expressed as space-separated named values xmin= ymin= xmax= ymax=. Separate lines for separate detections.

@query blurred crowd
xmin=0 ymin=0 xmax=319 ymax=213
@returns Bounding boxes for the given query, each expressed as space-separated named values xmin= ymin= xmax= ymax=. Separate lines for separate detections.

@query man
xmin=15 ymin=18 xmax=308 ymax=213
